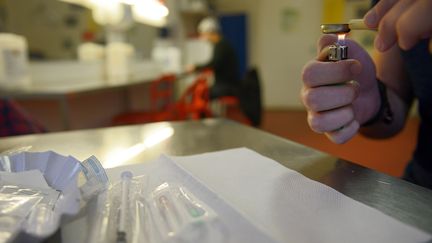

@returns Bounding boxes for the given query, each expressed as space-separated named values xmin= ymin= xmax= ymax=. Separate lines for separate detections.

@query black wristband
xmin=362 ymin=79 xmax=394 ymax=127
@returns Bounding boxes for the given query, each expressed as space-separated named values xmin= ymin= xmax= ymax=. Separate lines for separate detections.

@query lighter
xmin=328 ymin=44 xmax=347 ymax=61
xmin=328 ymin=34 xmax=348 ymax=61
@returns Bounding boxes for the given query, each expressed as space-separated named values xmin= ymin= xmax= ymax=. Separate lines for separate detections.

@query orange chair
xmin=112 ymin=72 xmax=212 ymax=126
xmin=112 ymin=74 xmax=176 ymax=125
xmin=174 ymin=73 xmax=212 ymax=120
xmin=149 ymin=74 xmax=176 ymax=112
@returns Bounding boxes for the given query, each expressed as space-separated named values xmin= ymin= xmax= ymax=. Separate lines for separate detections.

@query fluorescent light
xmin=59 ymin=0 xmax=169 ymax=27
xmin=118 ymin=0 xmax=137 ymax=5
xmin=133 ymin=0 xmax=169 ymax=27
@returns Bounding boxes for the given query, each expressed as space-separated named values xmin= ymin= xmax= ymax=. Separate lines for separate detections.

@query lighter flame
xmin=337 ymin=34 xmax=346 ymax=45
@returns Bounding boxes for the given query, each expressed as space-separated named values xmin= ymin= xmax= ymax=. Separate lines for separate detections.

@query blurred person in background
xmin=187 ymin=17 xmax=241 ymax=100
xmin=301 ymin=0 xmax=432 ymax=189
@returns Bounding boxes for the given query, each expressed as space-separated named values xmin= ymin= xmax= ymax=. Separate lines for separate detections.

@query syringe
xmin=117 ymin=171 xmax=133 ymax=243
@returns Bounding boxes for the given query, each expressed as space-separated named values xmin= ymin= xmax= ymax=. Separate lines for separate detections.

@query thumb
xmin=317 ymin=34 xmax=338 ymax=55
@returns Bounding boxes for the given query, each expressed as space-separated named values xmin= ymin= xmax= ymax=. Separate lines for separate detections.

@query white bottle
xmin=105 ymin=42 xmax=134 ymax=84
xmin=0 ymin=33 xmax=31 ymax=89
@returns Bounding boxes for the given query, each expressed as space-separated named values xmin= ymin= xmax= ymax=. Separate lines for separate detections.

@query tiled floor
xmin=260 ymin=109 xmax=419 ymax=177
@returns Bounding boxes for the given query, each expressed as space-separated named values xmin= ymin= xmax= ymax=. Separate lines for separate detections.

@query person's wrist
xmin=361 ymin=79 xmax=393 ymax=127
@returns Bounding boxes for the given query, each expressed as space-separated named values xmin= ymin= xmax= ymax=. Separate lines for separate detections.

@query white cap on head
xmin=198 ymin=17 xmax=220 ymax=34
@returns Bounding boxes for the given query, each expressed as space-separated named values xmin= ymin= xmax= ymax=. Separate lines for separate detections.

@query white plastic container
xmin=78 ymin=43 xmax=105 ymax=61
xmin=0 ymin=33 xmax=31 ymax=89
xmin=105 ymin=42 xmax=134 ymax=84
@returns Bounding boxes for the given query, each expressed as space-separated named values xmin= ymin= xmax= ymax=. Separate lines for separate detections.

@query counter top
xmin=0 ymin=76 xmax=158 ymax=99
xmin=0 ymin=118 xmax=431 ymax=234
xmin=0 ymin=60 xmax=162 ymax=99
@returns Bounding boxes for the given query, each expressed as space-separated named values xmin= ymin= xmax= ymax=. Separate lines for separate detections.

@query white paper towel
xmin=168 ymin=148 xmax=431 ymax=243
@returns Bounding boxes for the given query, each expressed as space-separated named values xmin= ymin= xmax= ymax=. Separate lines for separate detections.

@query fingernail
xmin=350 ymin=63 xmax=361 ymax=75
xmin=375 ymin=36 xmax=385 ymax=52
xmin=365 ymin=11 xmax=377 ymax=27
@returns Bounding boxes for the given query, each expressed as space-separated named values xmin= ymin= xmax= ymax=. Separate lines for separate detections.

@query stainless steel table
xmin=0 ymin=118 xmax=431 ymax=235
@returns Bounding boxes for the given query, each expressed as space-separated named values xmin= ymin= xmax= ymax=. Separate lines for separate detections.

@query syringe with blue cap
xmin=117 ymin=171 xmax=133 ymax=243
